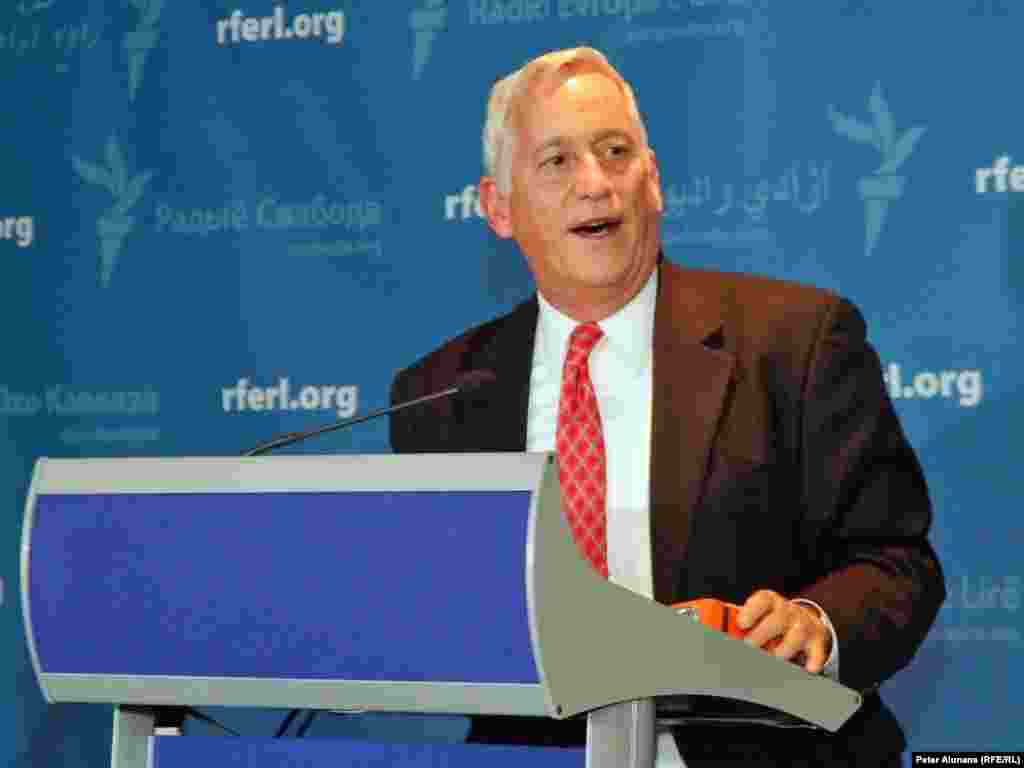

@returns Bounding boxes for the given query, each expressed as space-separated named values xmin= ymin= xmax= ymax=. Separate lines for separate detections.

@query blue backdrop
xmin=3 ymin=1 xmax=1021 ymax=765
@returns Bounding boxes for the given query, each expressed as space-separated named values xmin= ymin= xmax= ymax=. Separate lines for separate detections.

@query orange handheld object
xmin=671 ymin=598 xmax=781 ymax=651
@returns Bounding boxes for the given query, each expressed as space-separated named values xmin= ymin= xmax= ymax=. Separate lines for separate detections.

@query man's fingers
xmin=803 ymin=642 xmax=827 ymax=674
xmin=736 ymin=589 xmax=779 ymax=630
xmin=742 ymin=610 xmax=787 ymax=649
xmin=771 ymin=615 xmax=812 ymax=661
xmin=736 ymin=591 xmax=831 ymax=674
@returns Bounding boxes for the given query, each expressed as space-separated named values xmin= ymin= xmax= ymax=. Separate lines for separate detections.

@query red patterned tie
xmin=556 ymin=322 xmax=608 ymax=578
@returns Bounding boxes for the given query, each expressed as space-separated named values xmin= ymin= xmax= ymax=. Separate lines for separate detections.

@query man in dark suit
xmin=390 ymin=48 xmax=944 ymax=766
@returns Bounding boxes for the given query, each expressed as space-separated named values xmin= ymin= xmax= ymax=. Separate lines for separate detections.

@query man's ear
xmin=646 ymin=148 xmax=664 ymax=214
xmin=479 ymin=176 xmax=514 ymax=239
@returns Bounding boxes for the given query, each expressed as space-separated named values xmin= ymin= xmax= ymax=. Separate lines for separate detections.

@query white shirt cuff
xmin=791 ymin=598 xmax=840 ymax=681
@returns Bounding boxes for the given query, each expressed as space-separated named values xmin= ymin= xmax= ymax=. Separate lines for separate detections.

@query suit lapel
xmin=456 ymin=267 xmax=734 ymax=603
xmin=650 ymin=263 xmax=735 ymax=603
xmin=460 ymin=297 xmax=538 ymax=452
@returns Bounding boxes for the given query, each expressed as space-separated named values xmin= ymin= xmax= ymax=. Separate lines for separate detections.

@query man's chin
xmin=565 ymin=262 xmax=650 ymax=303
xmin=567 ymin=247 xmax=652 ymax=286
xmin=566 ymin=264 xmax=631 ymax=290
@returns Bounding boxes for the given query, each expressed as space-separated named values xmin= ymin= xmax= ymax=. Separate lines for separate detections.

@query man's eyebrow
xmin=592 ymin=129 xmax=634 ymax=144
xmin=532 ymin=136 xmax=566 ymax=158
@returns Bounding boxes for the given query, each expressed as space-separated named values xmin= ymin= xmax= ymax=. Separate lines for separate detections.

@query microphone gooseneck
xmin=242 ymin=369 xmax=497 ymax=457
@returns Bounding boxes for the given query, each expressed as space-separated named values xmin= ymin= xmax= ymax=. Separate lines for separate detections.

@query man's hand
xmin=736 ymin=590 xmax=832 ymax=674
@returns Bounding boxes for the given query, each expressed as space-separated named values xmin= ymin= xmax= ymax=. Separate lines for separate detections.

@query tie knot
xmin=565 ymin=322 xmax=603 ymax=368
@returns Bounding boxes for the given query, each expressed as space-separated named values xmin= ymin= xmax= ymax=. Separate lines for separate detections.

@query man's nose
xmin=573 ymin=153 xmax=612 ymax=200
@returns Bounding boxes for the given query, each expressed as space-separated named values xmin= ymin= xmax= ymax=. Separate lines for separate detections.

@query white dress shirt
xmin=525 ymin=268 xmax=839 ymax=765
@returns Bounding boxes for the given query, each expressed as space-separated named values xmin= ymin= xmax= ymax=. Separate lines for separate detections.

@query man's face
xmin=483 ymin=69 xmax=663 ymax=320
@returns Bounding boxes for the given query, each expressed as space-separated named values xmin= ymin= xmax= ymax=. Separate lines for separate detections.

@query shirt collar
xmin=535 ymin=267 xmax=657 ymax=378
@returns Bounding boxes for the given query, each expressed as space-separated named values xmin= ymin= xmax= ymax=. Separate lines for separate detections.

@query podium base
xmin=587 ymin=699 xmax=655 ymax=768
xmin=112 ymin=706 xmax=156 ymax=768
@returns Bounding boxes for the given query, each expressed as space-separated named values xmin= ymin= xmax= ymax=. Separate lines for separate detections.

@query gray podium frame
xmin=22 ymin=454 xmax=862 ymax=768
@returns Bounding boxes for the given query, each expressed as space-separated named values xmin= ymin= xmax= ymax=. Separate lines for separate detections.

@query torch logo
xmin=828 ymin=82 xmax=926 ymax=257
xmin=73 ymin=137 xmax=154 ymax=287
xmin=410 ymin=0 xmax=446 ymax=81
xmin=124 ymin=0 xmax=163 ymax=101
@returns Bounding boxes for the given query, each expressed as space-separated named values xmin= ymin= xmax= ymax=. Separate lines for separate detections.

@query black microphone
xmin=243 ymin=369 xmax=497 ymax=457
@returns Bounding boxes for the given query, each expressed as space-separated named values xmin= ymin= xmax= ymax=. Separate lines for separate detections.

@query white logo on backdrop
xmin=215 ymin=7 xmax=346 ymax=46
xmin=72 ymin=137 xmax=154 ymax=287
xmin=882 ymin=363 xmax=983 ymax=408
xmin=975 ymin=156 xmax=1024 ymax=194
xmin=410 ymin=0 xmax=447 ymax=80
xmin=1 ymin=216 xmax=34 ymax=247
xmin=829 ymin=82 xmax=926 ymax=258
xmin=444 ymin=184 xmax=484 ymax=221
xmin=0 ymin=384 xmax=162 ymax=444
xmin=222 ymin=378 xmax=359 ymax=419
xmin=124 ymin=0 xmax=163 ymax=101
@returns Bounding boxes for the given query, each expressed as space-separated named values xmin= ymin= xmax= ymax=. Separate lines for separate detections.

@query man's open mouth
xmin=570 ymin=217 xmax=622 ymax=238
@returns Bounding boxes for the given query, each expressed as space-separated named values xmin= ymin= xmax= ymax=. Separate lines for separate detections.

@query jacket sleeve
xmin=389 ymin=367 xmax=414 ymax=453
xmin=389 ymin=360 xmax=461 ymax=454
xmin=793 ymin=298 xmax=946 ymax=692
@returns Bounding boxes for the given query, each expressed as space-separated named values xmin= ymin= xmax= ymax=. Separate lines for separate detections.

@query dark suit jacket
xmin=390 ymin=261 xmax=945 ymax=766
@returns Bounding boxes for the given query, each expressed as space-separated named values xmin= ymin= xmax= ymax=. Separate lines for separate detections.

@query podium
xmin=21 ymin=453 xmax=862 ymax=767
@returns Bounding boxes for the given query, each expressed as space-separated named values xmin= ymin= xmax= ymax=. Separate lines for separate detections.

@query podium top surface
xmin=28 ymin=453 xmax=551 ymax=494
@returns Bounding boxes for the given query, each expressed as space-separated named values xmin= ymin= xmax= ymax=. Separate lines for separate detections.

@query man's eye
xmin=606 ymin=144 xmax=630 ymax=159
xmin=542 ymin=154 xmax=566 ymax=169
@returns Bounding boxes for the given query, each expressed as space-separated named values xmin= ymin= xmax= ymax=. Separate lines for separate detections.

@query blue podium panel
xmin=28 ymin=489 xmax=537 ymax=684
xmin=152 ymin=738 xmax=584 ymax=768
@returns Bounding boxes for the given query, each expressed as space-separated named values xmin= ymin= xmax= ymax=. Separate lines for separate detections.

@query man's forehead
xmin=521 ymin=57 xmax=625 ymax=103
xmin=511 ymin=64 xmax=629 ymax=138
